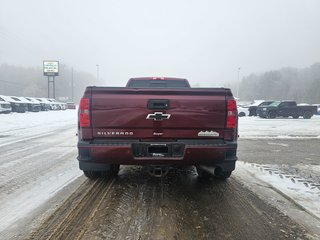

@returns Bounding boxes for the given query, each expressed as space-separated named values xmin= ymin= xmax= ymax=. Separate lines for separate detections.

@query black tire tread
xmin=303 ymin=111 xmax=312 ymax=119
xmin=83 ymin=170 xmax=101 ymax=179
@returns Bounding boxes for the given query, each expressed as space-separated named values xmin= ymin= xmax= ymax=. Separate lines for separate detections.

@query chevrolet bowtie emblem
xmin=146 ymin=112 xmax=171 ymax=121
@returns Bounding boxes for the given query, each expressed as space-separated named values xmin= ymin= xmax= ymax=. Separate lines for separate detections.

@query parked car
xmin=34 ymin=98 xmax=51 ymax=111
xmin=47 ymin=98 xmax=66 ymax=110
xmin=257 ymin=101 xmax=318 ymax=119
xmin=0 ymin=97 xmax=12 ymax=113
xmin=0 ymin=95 xmax=28 ymax=113
xmin=21 ymin=97 xmax=41 ymax=112
xmin=46 ymin=98 xmax=60 ymax=110
xmin=249 ymin=100 xmax=274 ymax=116
xmin=66 ymin=102 xmax=76 ymax=109
xmin=312 ymin=104 xmax=320 ymax=115
xmin=59 ymin=102 xmax=67 ymax=110
xmin=237 ymin=105 xmax=249 ymax=117
xmin=11 ymin=96 xmax=31 ymax=112
xmin=39 ymin=98 xmax=55 ymax=110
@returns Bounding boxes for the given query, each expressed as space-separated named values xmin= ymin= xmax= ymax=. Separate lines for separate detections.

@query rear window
xmin=259 ymin=101 xmax=273 ymax=106
xmin=269 ymin=101 xmax=280 ymax=107
xmin=128 ymin=80 xmax=189 ymax=88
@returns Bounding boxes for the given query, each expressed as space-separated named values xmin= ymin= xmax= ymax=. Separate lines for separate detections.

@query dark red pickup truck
xmin=77 ymin=77 xmax=238 ymax=180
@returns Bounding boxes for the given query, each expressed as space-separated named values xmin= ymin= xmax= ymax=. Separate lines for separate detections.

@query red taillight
xmin=79 ymin=98 xmax=90 ymax=127
xmin=80 ymin=98 xmax=90 ymax=110
xmin=227 ymin=99 xmax=237 ymax=129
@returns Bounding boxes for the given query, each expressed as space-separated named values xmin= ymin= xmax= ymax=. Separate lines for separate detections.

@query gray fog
xmin=1 ymin=0 xmax=320 ymax=87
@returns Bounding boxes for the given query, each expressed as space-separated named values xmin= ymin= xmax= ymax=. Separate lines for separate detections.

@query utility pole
xmin=96 ymin=64 xmax=99 ymax=82
xmin=53 ymin=76 xmax=55 ymax=99
xmin=237 ymin=67 xmax=241 ymax=98
xmin=48 ymin=76 xmax=50 ymax=98
xmin=71 ymin=67 xmax=74 ymax=102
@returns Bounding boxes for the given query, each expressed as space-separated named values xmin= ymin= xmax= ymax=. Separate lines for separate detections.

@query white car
xmin=59 ymin=102 xmax=67 ymax=110
xmin=238 ymin=106 xmax=249 ymax=117
xmin=47 ymin=98 xmax=60 ymax=110
xmin=56 ymin=99 xmax=66 ymax=110
xmin=37 ymin=98 xmax=53 ymax=110
xmin=46 ymin=98 xmax=67 ymax=110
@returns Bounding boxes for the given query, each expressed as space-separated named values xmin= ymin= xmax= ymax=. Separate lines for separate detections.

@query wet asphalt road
xmin=29 ymin=166 xmax=309 ymax=240
xmin=238 ymin=138 xmax=320 ymax=184
xmin=238 ymin=138 xmax=320 ymax=166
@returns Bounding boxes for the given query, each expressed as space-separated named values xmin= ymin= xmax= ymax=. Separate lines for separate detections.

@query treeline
xmin=238 ymin=63 xmax=320 ymax=103
xmin=0 ymin=64 xmax=101 ymax=103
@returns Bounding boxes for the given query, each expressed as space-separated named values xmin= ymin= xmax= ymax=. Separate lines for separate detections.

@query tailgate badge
xmin=198 ymin=131 xmax=219 ymax=137
xmin=153 ymin=132 xmax=163 ymax=136
xmin=146 ymin=112 xmax=171 ymax=121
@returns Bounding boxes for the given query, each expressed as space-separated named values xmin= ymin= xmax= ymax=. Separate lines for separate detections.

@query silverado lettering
xmin=97 ymin=131 xmax=134 ymax=136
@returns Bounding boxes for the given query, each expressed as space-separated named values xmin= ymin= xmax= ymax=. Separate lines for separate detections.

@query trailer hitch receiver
xmin=147 ymin=166 xmax=170 ymax=177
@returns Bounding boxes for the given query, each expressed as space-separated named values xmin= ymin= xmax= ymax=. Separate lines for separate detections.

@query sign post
xmin=43 ymin=61 xmax=59 ymax=99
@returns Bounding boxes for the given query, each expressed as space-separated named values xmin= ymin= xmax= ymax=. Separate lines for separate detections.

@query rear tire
xmin=292 ymin=115 xmax=299 ymax=119
xmin=303 ymin=111 xmax=312 ymax=119
xmin=101 ymin=164 xmax=120 ymax=178
xmin=110 ymin=164 xmax=120 ymax=175
xmin=239 ymin=112 xmax=245 ymax=117
xmin=268 ymin=111 xmax=276 ymax=119
xmin=214 ymin=168 xmax=232 ymax=180
xmin=83 ymin=170 xmax=101 ymax=179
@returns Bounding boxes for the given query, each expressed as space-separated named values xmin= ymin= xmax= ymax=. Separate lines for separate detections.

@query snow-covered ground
xmin=0 ymin=110 xmax=82 ymax=239
xmin=0 ymin=110 xmax=77 ymax=147
xmin=239 ymin=115 xmax=320 ymax=139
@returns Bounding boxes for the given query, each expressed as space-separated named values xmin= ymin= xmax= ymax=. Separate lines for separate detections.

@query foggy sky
xmin=1 ymin=0 xmax=320 ymax=87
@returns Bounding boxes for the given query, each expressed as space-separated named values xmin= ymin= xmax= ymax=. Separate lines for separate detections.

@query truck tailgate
xmin=90 ymin=88 xmax=227 ymax=139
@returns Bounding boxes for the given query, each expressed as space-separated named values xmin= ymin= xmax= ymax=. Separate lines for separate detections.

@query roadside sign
xmin=43 ymin=61 xmax=59 ymax=76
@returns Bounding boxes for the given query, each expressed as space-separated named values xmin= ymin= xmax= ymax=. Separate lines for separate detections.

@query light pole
xmin=237 ymin=67 xmax=241 ymax=98
xmin=96 ymin=64 xmax=99 ymax=82
xmin=71 ymin=67 xmax=74 ymax=102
